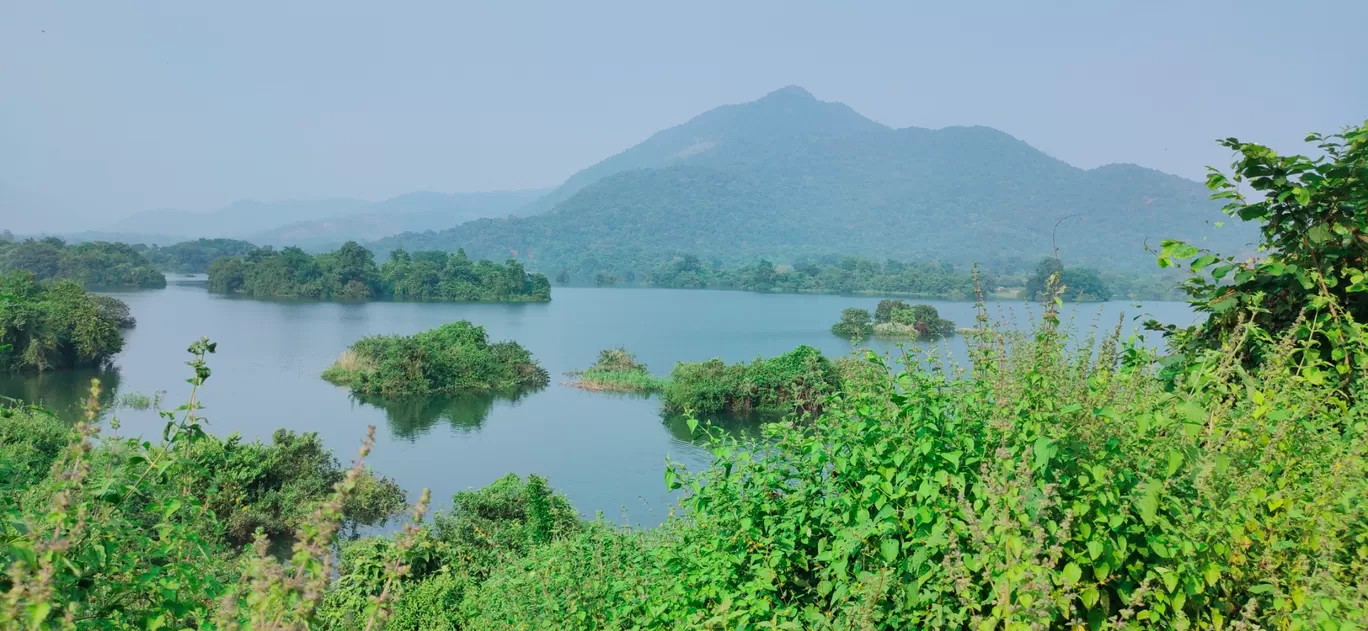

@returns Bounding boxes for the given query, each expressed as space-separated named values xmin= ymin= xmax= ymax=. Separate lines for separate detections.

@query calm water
xmin=0 ymin=284 xmax=1195 ymax=525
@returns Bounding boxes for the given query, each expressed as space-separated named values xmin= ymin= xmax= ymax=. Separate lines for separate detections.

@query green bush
xmin=870 ymin=299 xmax=956 ymax=339
xmin=662 ymin=345 xmax=841 ymax=416
xmin=0 ymin=273 xmax=129 ymax=373
xmin=568 ymin=347 xmax=667 ymax=392
xmin=830 ymin=307 xmax=874 ymax=339
xmin=322 ymin=320 xmax=549 ymax=398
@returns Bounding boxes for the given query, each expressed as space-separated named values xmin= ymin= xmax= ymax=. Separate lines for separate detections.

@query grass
xmin=567 ymin=348 xmax=667 ymax=393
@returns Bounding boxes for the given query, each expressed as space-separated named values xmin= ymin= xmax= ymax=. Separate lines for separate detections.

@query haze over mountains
xmin=374 ymin=86 xmax=1255 ymax=273
xmin=86 ymin=86 xmax=1254 ymax=274
xmin=100 ymin=189 xmax=546 ymax=247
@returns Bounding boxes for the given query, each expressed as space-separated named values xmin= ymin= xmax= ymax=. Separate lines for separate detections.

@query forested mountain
xmin=375 ymin=86 xmax=1255 ymax=274
xmin=104 ymin=189 xmax=547 ymax=246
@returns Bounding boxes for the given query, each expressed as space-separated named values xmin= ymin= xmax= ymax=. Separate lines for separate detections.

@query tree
xmin=1156 ymin=120 xmax=1368 ymax=374
xmin=830 ymin=308 xmax=873 ymax=339
xmin=555 ymin=270 xmax=570 ymax=285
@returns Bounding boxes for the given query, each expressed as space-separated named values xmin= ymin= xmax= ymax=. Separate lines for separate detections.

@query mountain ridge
xmin=372 ymin=86 xmax=1255 ymax=275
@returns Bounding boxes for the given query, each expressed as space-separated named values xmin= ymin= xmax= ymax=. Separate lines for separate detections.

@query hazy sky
xmin=2 ymin=0 xmax=1364 ymax=233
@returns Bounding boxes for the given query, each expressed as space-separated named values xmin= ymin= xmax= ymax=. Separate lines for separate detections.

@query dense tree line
xmin=0 ymin=238 xmax=165 ymax=289
xmin=135 ymin=238 xmax=257 ymax=273
xmin=645 ymin=254 xmax=986 ymax=299
xmin=207 ymin=242 xmax=550 ymax=301
xmin=0 ymin=272 xmax=133 ymax=373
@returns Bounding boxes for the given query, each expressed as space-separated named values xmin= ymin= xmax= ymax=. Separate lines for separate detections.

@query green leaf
xmin=1062 ymin=562 xmax=1082 ymax=586
xmin=1137 ymin=482 xmax=1161 ymax=524
xmin=1081 ymin=586 xmax=1100 ymax=609
xmin=1306 ymin=224 xmax=1332 ymax=243
xmin=880 ymin=539 xmax=899 ymax=564
xmin=1087 ymin=539 xmax=1104 ymax=560
xmin=1189 ymin=254 xmax=1218 ymax=271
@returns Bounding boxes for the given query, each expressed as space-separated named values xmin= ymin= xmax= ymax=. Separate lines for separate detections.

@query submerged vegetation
xmin=207 ymin=242 xmax=551 ymax=302
xmin=2 ymin=123 xmax=1366 ymax=629
xmin=0 ymin=273 xmax=132 ymax=373
xmin=0 ymin=238 xmax=166 ymax=289
xmin=662 ymin=344 xmax=841 ymax=416
xmin=566 ymin=347 xmax=667 ymax=393
xmin=322 ymin=321 xmax=549 ymax=398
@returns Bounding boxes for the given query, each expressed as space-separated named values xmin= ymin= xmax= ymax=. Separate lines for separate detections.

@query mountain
xmin=107 ymin=198 xmax=371 ymax=239
xmin=102 ymin=189 xmax=549 ymax=247
xmin=248 ymin=189 xmax=548 ymax=248
xmin=373 ymin=86 xmax=1255 ymax=274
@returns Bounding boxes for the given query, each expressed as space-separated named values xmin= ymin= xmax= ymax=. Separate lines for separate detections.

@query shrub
xmin=0 ymin=273 xmax=128 ymax=373
xmin=870 ymin=299 xmax=956 ymax=339
xmin=830 ymin=307 xmax=874 ymax=339
xmin=322 ymin=321 xmax=549 ymax=398
xmin=662 ymin=345 xmax=841 ymax=416
xmin=567 ymin=347 xmax=667 ymax=392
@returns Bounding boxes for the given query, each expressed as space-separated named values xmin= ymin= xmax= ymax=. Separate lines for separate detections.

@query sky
xmin=2 ymin=0 xmax=1364 ymax=233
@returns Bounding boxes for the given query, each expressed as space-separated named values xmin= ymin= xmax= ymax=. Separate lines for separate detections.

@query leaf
xmin=1062 ymin=562 xmax=1082 ymax=586
xmin=1137 ymin=482 xmax=1161 ymax=524
xmin=1081 ymin=586 xmax=1100 ymax=609
xmin=1306 ymin=224 xmax=1332 ymax=244
xmin=1190 ymin=254 xmax=1218 ymax=271
xmin=880 ymin=539 xmax=900 ymax=564
xmin=1088 ymin=539 xmax=1104 ymax=560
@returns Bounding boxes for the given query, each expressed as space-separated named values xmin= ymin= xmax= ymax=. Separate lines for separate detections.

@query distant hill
xmin=373 ymin=86 xmax=1255 ymax=274
xmin=103 ymin=189 xmax=548 ymax=247
xmin=248 ymin=189 xmax=547 ymax=248
xmin=107 ymin=198 xmax=371 ymax=239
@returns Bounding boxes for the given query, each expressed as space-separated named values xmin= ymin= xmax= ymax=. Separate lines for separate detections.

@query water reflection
xmin=661 ymin=410 xmax=770 ymax=444
xmin=348 ymin=387 xmax=543 ymax=440
xmin=0 ymin=365 xmax=122 ymax=421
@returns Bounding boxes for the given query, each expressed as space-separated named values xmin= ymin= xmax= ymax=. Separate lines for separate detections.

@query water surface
xmin=0 ymin=285 xmax=1194 ymax=525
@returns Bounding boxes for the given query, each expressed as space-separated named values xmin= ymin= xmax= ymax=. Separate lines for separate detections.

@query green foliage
xmin=0 ymin=238 xmax=165 ymax=289
xmin=831 ymin=307 xmax=873 ymax=339
xmin=1025 ymin=257 xmax=1115 ymax=302
xmin=869 ymin=299 xmax=957 ymax=340
xmin=567 ymin=347 xmax=668 ymax=393
xmin=207 ymin=242 xmax=550 ymax=302
xmin=380 ymin=248 xmax=550 ymax=301
xmin=662 ymin=345 xmax=841 ymax=416
xmin=322 ymin=321 xmax=549 ymax=398
xmin=137 ymin=238 xmax=257 ymax=273
xmin=0 ymin=341 xmax=411 ymax=629
xmin=1156 ymin=121 xmax=1368 ymax=377
xmin=319 ymin=473 xmax=581 ymax=628
xmin=0 ymin=273 xmax=129 ymax=373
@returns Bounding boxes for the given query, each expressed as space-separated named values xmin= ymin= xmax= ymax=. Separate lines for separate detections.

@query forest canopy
xmin=0 ymin=238 xmax=165 ymax=289
xmin=207 ymin=242 xmax=551 ymax=302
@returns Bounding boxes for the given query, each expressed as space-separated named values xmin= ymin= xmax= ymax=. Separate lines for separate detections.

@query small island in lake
xmin=662 ymin=345 xmax=841 ymax=416
xmin=830 ymin=300 xmax=957 ymax=340
xmin=566 ymin=348 xmax=666 ymax=393
xmin=321 ymin=321 xmax=549 ymax=398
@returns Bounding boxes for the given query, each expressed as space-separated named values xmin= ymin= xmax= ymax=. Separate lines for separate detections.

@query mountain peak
xmin=761 ymin=85 xmax=817 ymax=101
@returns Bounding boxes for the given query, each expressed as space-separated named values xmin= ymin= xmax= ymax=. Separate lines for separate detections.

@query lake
xmin=0 ymin=283 xmax=1195 ymax=526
